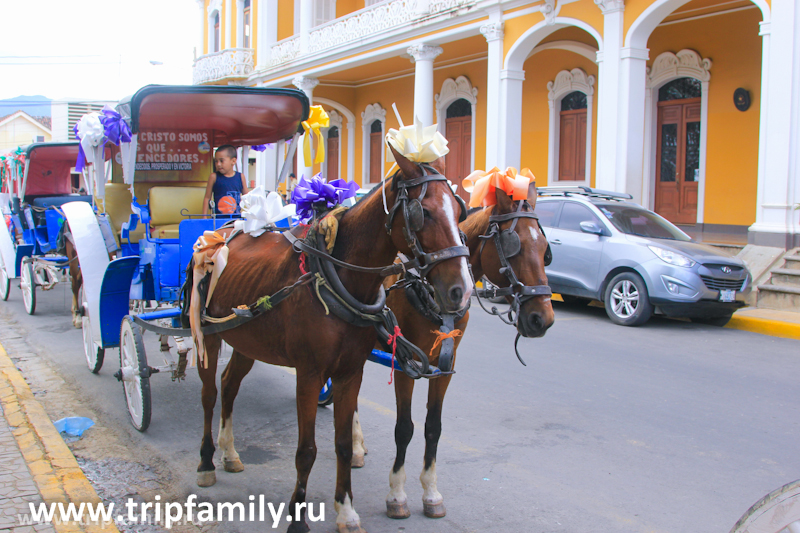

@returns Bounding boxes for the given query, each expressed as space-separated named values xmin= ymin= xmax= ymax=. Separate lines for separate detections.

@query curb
xmin=726 ymin=314 xmax=800 ymax=340
xmin=0 ymin=342 xmax=119 ymax=533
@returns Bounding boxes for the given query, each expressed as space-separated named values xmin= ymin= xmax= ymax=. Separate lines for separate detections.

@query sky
xmin=0 ymin=0 xmax=200 ymax=102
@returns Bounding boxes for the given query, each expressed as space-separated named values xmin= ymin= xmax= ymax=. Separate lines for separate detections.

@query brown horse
xmin=192 ymin=149 xmax=472 ymax=533
xmin=354 ymin=183 xmax=554 ymax=519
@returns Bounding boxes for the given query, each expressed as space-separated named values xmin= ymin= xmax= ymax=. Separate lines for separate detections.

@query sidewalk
xmin=726 ymin=307 xmax=800 ymax=340
xmin=0 ymin=343 xmax=118 ymax=533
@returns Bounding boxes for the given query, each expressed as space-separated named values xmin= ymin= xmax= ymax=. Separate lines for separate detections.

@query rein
xmin=473 ymin=199 xmax=553 ymax=366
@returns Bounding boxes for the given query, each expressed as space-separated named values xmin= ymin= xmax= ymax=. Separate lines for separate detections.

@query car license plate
xmin=719 ymin=289 xmax=736 ymax=302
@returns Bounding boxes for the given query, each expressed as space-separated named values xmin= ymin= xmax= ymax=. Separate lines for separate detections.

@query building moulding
xmin=361 ymin=103 xmax=386 ymax=185
xmin=547 ymin=68 xmax=595 ymax=186
xmin=435 ymin=76 xmax=478 ymax=174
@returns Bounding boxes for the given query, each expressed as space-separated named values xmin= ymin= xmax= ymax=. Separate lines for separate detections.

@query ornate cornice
xmin=647 ymin=49 xmax=712 ymax=88
xmin=361 ymin=103 xmax=386 ymax=126
xmin=543 ymin=0 xmax=558 ymax=25
xmin=407 ymin=44 xmax=443 ymax=63
xmin=479 ymin=22 xmax=504 ymax=43
xmin=547 ymin=68 xmax=595 ymax=103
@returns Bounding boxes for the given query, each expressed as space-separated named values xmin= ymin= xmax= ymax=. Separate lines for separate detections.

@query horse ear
xmin=429 ymin=156 xmax=446 ymax=176
xmin=389 ymin=144 xmax=422 ymax=180
xmin=527 ymin=181 xmax=538 ymax=209
xmin=495 ymin=187 xmax=514 ymax=213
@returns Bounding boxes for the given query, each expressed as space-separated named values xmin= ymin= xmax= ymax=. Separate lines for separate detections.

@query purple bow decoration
xmin=291 ymin=173 xmax=358 ymax=221
xmin=250 ymin=144 xmax=273 ymax=152
xmin=73 ymin=123 xmax=87 ymax=172
xmin=99 ymin=106 xmax=132 ymax=146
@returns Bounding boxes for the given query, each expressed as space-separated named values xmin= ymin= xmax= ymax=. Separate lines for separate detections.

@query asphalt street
xmin=2 ymin=281 xmax=799 ymax=533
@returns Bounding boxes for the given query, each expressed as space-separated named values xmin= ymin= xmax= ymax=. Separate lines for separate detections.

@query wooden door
xmin=369 ymin=131 xmax=382 ymax=182
xmin=326 ymin=135 xmax=339 ymax=181
xmin=444 ymin=115 xmax=471 ymax=200
xmin=655 ymin=98 xmax=700 ymax=224
xmin=558 ymin=109 xmax=587 ymax=181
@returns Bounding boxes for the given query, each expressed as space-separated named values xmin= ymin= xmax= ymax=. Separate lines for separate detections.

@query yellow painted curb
xmin=0 ymin=342 xmax=120 ymax=533
xmin=725 ymin=315 xmax=800 ymax=340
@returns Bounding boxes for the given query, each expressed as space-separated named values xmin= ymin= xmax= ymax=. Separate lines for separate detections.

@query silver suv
xmin=536 ymin=187 xmax=751 ymax=326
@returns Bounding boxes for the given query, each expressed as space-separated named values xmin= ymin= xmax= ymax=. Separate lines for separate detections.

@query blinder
xmin=406 ymin=198 xmax=424 ymax=232
xmin=454 ymin=193 xmax=468 ymax=223
xmin=498 ymin=229 xmax=521 ymax=259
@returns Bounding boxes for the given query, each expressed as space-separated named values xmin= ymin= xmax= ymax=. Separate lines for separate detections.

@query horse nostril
xmin=529 ymin=313 xmax=544 ymax=332
xmin=449 ymin=286 xmax=464 ymax=305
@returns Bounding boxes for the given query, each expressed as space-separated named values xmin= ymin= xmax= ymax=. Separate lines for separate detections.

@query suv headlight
xmin=648 ymin=245 xmax=696 ymax=268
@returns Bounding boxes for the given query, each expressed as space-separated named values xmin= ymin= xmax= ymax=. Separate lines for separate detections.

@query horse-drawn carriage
xmin=61 ymin=83 xmax=555 ymax=532
xmin=0 ymin=142 xmax=113 ymax=315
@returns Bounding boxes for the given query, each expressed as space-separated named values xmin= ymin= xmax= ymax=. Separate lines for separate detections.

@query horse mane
xmin=460 ymin=205 xmax=491 ymax=238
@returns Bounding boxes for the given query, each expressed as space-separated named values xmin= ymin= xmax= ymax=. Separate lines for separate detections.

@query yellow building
xmin=0 ymin=111 xmax=51 ymax=152
xmin=192 ymin=0 xmax=800 ymax=248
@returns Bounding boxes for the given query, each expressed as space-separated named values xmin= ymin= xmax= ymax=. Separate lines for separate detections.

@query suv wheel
xmin=604 ymin=272 xmax=653 ymax=326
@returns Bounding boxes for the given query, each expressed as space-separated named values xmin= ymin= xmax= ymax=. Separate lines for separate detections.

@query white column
xmin=196 ymin=0 xmax=206 ymax=57
xmin=225 ymin=0 xmax=233 ymax=48
xmin=293 ymin=76 xmax=319 ymax=181
xmin=498 ymin=69 xmax=525 ymax=170
xmin=594 ymin=0 xmax=625 ymax=191
xmin=616 ymin=47 xmax=649 ymax=202
xmin=346 ymin=120 xmax=355 ymax=183
xmin=408 ymin=44 xmax=443 ymax=126
xmin=750 ymin=0 xmax=800 ymax=248
xmin=257 ymin=0 xmax=278 ymax=68
xmin=236 ymin=0 xmax=244 ymax=47
xmin=480 ymin=14 xmax=504 ymax=169
xmin=299 ymin=0 xmax=313 ymax=53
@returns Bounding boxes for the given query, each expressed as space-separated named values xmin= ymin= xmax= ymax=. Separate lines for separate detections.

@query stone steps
xmin=756 ymin=248 xmax=800 ymax=311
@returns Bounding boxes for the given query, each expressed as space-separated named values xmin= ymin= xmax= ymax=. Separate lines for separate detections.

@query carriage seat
xmin=101 ymin=184 xmax=145 ymax=244
xmin=31 ymin=195 xmax=92 ymax=227
xmin=148 ymin=186 xmax=206 ymax=240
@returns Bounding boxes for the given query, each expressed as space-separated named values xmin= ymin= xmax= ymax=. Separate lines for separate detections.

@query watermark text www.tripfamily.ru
xmin=18 ymin=494 xmax=325 ymax=529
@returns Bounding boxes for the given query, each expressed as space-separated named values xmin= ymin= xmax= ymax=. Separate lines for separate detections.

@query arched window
xmin=547 ymin=68 xmax=594 ymax=185
xmin=243 ymin=0 xmax=251 ymax=48
xmin=361 ymin=103 xmax=386 ymax=184
xmin=213 ymin=12 xmax=220 ymax=52
xmin=326 ymin=126 xmax=339 ymax=181
xmin=444 ymin=98 xmax=472 ymax=199
xmin=658 ymin=77 xmax=701 ymax=102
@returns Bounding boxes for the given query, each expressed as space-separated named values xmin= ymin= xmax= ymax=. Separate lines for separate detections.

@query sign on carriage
xmin=121 ymin=129 xmax=213 ymax=180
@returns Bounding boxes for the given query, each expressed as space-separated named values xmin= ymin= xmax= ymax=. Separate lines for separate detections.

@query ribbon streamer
xmin=233 ymin=187 xmax=297 ymax=237
xmin=462 ymin=167 xmax=535 ymax=208
xmin=301 ymin=106 xmax=330 ymax=167
xmin=290 ymin=173 xmax=358 ymax=221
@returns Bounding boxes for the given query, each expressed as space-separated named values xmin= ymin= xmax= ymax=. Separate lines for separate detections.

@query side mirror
xmin=580 ymin=221 xmax=605 ymax=236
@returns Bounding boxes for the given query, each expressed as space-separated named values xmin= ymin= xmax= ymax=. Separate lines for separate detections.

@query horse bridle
xmin=385 ymin=163 xmax=469 ymax=278
xmin=475 ymin=199 xmax=552 ymax=364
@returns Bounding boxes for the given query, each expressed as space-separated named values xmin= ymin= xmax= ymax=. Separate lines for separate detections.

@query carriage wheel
xmin=80 ymin=286 xmax=104 ymax=373
xmin=119 ymin=317 xmax=151 ymax=432
xmin=318 ymin=378 xmax=333 ymax=407
xmin=20 ymin=260 xmax=36 ymax=315
xmin=730 ymin=479 xmax=800 ymax=533
xmin=0 ymin=267 xmax=9 ymax=301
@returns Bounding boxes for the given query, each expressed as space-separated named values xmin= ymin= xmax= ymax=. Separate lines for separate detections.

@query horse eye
xmin=423 ymin=209 xmax=432 ymax=219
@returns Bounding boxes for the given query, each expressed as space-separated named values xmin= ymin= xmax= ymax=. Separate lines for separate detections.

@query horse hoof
xmin=223 ymin=458 xmax=244 ymax=473
xmin=351 ymin=454 xmax=365 ymax=468
xmin=386 ymin=501 xmax=410 ymax=519
xmin=423 ymin=500 xmax=446 ymax=518
xmin=337 ymin=524 xmax=366 ymax=533
xmin=196 ymin=470 xmax=216 ymax=487
xmin=287 ymin=521 xmax=310 ymax=533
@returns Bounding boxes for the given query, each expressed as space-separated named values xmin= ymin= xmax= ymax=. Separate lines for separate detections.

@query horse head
xmin=479 ymin=182 xmax=554 ymax=338
xmin=388 ymin=145 xmax=472 ymax=314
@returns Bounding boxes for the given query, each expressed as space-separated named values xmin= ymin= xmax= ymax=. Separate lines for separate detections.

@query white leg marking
xmin=217 ymin=416 xmax=240 ymax=463
xmin=441 ymin=191 xmax=473 ymax=307
xmin=386 ymin=465 xmax=408 ymax=505
xmin=352 ymin=411 xmax=367 ymax=456
xmin=420 ymin=461 xmax=443 ymax=504
xmin=334 ymin=494 xmax=361 ymax=528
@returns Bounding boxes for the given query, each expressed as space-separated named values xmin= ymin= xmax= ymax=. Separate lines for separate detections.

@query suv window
xmin=535 ymin=201 xmax=560 ymax=227
xmin=558 ymin=202 xmax=602 ymax=232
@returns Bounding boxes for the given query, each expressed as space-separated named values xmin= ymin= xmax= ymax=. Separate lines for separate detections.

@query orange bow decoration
xmin=429 ymin=329 xmax=463 ymax=357
xmin=462 ymin=167 xmax=535 ymax=208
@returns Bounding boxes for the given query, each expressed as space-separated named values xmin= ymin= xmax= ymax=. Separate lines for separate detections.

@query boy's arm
xmin=240 ymin=173 xmax=250 ymax=195
xmin=202 ymin=174 xmax=216 ymax=215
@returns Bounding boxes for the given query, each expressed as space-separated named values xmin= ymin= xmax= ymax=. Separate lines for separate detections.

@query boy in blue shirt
xmin=202 ymin=145 xmax=249 ymax=216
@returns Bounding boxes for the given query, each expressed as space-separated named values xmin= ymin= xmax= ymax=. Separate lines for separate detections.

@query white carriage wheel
xmin=0 ymin=266 xmax=9 ymax=301
xmin=730 ymin=479 xmax=800 ymax=533
xmin=119 ymin=317 xmax=151 ymax=432
xmin=20 ymin=260 xmax=35 ymax=315
xmin=80 ymin=286 xmax=104 ymax=373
